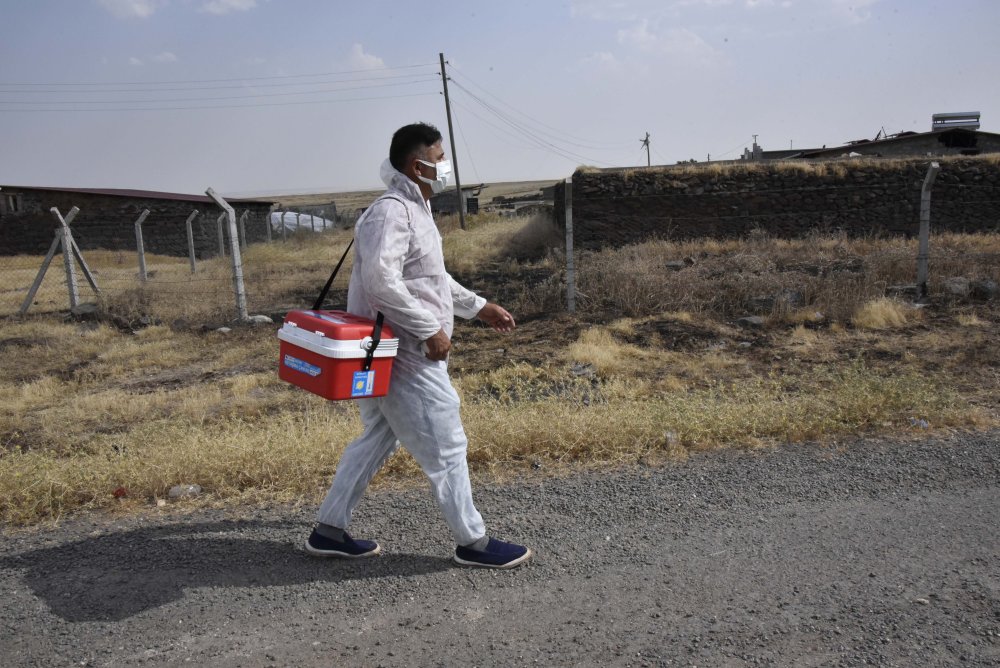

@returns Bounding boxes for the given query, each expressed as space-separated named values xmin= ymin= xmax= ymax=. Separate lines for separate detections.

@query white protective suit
xmin=316 ymin=159 xmax=487 ymax=545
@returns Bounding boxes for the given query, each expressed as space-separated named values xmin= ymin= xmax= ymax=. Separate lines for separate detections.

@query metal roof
xmin=0 ymin=185 xmax=269 ymax=204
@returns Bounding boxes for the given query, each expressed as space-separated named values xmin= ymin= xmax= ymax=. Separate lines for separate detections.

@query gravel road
xmin=2 ymin=430 xmax=998 ymax=667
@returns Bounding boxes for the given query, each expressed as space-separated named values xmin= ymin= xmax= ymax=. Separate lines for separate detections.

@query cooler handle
xmin=362 ymin=311 xmax=384 ymax=372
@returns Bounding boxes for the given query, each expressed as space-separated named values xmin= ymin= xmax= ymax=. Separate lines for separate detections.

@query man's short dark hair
xmin=389 ymin=123 xmax=442 ymax=171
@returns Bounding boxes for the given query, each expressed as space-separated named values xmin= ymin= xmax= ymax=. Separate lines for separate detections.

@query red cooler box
xmin=278 ymin=310 xmax=398 ymax=400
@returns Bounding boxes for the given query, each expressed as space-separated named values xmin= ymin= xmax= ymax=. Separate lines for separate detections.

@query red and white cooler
xmin=278 ymin=310 xmax=398 ymax=400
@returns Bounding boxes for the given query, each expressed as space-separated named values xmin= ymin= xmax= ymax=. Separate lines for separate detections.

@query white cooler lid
xmin=278 ymin=324 xmax=398 ymax=359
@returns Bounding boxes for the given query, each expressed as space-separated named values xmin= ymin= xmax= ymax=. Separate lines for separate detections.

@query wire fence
xmin=0 ymin=196 xmax=353 ymax=323
xmin=1 ymin=174 xmax=997 ymax=325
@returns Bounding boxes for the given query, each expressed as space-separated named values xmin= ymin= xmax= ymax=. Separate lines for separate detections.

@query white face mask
xmin=416 ymin=158 xmax=452 ymax=194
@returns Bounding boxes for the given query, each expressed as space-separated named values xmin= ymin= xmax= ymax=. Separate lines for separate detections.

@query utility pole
xmin=640 ymin=132 xmax=651 ymax=167
xmin=439 ymin=52 xmax=466 ymax=230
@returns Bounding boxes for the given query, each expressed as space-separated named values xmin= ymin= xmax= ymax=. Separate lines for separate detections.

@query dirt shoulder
xmin=2 ymin=430 xmax=998 ymax=667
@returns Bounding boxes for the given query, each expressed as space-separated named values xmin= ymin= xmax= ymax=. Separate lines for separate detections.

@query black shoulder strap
xmin=312 ymin=239 xmax=353 ymax=311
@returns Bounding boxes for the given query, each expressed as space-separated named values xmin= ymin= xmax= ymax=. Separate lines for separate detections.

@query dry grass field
xmin=1 ymin=212 xmax=997 ymax=526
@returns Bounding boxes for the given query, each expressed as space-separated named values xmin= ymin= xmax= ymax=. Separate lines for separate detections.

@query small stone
xmin=970 ymin=279 xmax=998 ymax=301
xmin=216 ymin=327 xmax=232 ymax=334
xmin=887 ymin=284 xmax=919 ymax=298
xmin=570 ymin=362 xmax=596 ymax=378
xmin=665 ymin=260 xmax=687 ymax=271
xmin=70 ymin=303 xmax=100 ymax=318
xmin=777 ymin=289 xmax=805 ymax=308
xmin=156 ymin=498 xmax=167 ymax=507
xmin=168 ymin=484 xmax=203 ymax=500
xmin=915 ymin=598 xmax=930 ymax=605
xmin=247 ymin=314 xmax=274 ymax=325
xmin=941 ymin=277 xmax=970 ymax=297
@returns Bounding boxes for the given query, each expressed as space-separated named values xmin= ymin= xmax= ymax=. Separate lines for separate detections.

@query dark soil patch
xmin=622 ymin=318 xmax=725 ymax=351
xmin=451 ymin=314 xmax=584 ymax=377
xmin=0 ymin=337 xmax=48 ymax=352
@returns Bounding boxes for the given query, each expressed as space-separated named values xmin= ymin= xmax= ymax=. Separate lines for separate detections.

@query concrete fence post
xmin=917 ymin=161 xmax=940 ymax=298
xmin=266 ymin=204 xmax=276 ymax=243
xmin=281 ymin=210 xmax=287 ymax=241
xmin=207 ymin=188 xmax=248 ymax=321
xmin=21 ymin=206 xmax=81 ymax=313
xmin=565 ymin=177 xmax=575 ymax=313
xmin=185 ymin=209 xmax=199 ymax=273
xmin=238 ymin=210 xmax=248 ymax=251
xmin=217 ymin=212 xmax=227 ymax=257
xmin=134 ymin=209 xmax=151 ymax=282
xmin=56 ymin=207 xmax=81 ymax=309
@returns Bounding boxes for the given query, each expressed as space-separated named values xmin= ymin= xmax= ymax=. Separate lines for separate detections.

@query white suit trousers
xmin=316 ymin=351 xmax=486 ymax=546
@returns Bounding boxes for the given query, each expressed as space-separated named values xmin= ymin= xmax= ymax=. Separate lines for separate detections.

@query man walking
xmin=305 ymin=122 xmax=532 ymax=569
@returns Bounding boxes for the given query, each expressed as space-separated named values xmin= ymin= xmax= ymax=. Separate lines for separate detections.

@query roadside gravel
xmin=1 ymin=429 xmax=998 ymax=667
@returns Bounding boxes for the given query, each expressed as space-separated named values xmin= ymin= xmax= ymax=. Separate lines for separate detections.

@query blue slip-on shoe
xmin=453 ymin=537 xmax=532 ymax=569
xmin=304 ymin=529 xmax=381 ymax=558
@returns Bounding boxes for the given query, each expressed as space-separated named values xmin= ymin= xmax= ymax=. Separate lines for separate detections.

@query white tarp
xmin=270 ymin=211 xmax=333 ymax=233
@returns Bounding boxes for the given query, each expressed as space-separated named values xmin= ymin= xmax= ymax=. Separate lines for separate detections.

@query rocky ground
xmin=1 ymin=429 xmax=998 ymax=667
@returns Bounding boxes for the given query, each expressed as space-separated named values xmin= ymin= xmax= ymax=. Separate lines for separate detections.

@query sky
xmin=1 ymin=0 xmax=998 ymax=197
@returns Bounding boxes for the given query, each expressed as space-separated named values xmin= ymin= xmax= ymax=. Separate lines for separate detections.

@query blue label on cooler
xmin=351 ymin=370 xmax=376 ymax=397
xmin=283 ymin=354 xmax=321 ymax=377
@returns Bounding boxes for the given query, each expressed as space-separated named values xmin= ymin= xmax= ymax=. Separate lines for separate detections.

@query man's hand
xmin=423 ymin=328 xmax=452 ymax=361
xmin=477 ymin=303 xmax=516 ymax=333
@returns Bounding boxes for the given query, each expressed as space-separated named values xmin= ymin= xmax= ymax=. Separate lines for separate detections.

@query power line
xmin=0 ymin=71 xmax=439 ymax=95
xmin=450 ymin=98 xmax=553 ymax=153
xmin=712 ymin=137 xmax=754 ymax=160
xmin=448 ymin=80 xmax=612 ymax=166
xmin=0 ymin=77 xmax=439 ymax=105
xmin=0 ymin=91 xmax=438 ymax=113
xmin=446 ymin=67 xmax=629 ymax=151
xmin=0 ymin=62 xmax=438 ymax=87
xmin=450 ymin=103 xmax=481 ymax=184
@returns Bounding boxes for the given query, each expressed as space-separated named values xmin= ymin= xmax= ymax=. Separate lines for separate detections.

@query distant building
xmin=0 ymin=185 xmax=274 ymax=257
xmin=742 ymin=112 xmax=1000 ymax=162
xmin=430 ymin=184 xmax=482 ymax=215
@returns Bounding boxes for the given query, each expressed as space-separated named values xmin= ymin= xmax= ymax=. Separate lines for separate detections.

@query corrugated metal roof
xmin=798 ymin=129 xmax=1000 ymax=159
xmin=0 ymin=185 xmax=271 ymax=204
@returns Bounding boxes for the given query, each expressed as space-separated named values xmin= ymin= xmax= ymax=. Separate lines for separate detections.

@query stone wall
xmin=0 ymin=189 xmax=274 ymax=257
xmin=554 ymin=156 xmax=1000 ymax=249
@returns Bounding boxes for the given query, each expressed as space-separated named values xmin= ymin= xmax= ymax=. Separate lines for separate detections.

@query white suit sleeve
xmin=357 ymin=202 xmax=442 ymax=341
xmin=448 ymin=274 xmax=487 ymax=320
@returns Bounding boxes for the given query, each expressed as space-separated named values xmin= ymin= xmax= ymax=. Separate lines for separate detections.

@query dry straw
xmin=1 ymin=214 xmax=997 ymax=526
